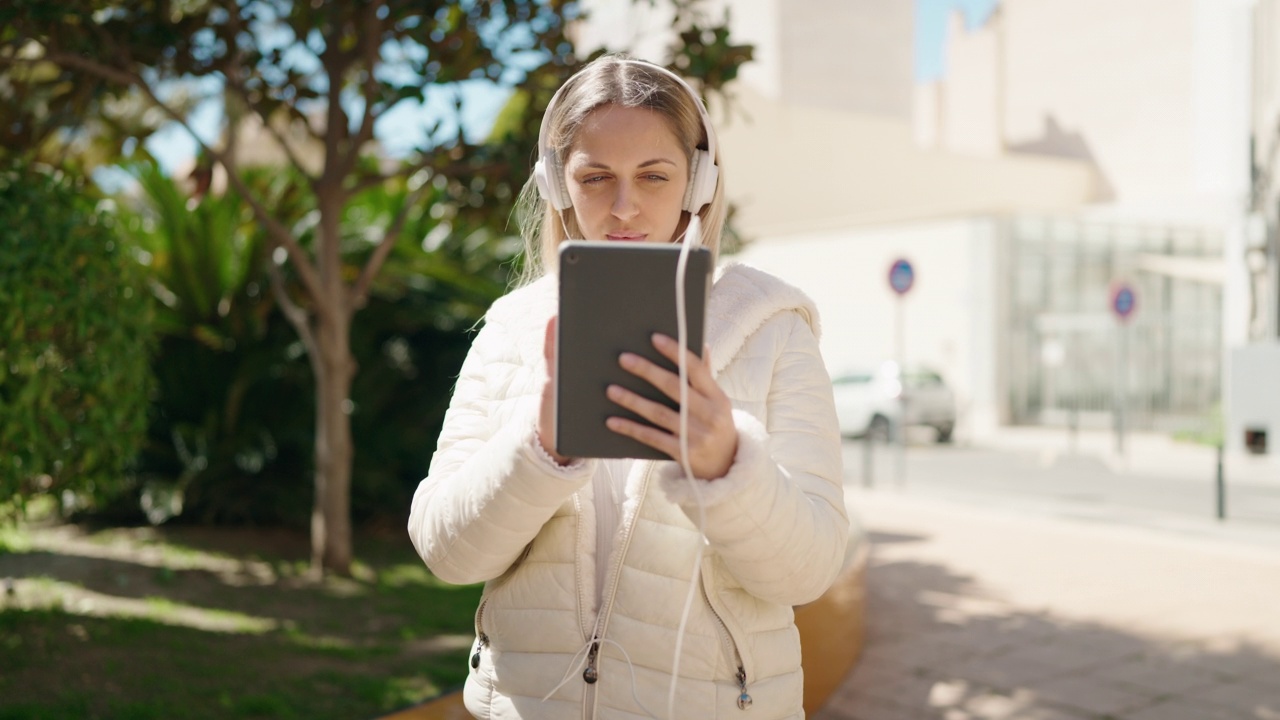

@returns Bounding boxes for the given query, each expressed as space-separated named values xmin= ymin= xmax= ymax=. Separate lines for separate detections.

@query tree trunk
xmin=311 ymin=310 xmax=356 ymax=576
xmin=309 ymin=169 xmax=356 ymax=577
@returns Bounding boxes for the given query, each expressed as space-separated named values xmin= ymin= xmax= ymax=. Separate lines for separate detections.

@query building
xmin=1232 ymin=0 xmax=1280 ymax=460
xmin=576 ymin=0 xmax=1270 ymax=463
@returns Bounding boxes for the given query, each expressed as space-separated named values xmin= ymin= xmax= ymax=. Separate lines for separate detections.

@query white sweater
xmin=409 ymin=263 xmax=850 ymax=719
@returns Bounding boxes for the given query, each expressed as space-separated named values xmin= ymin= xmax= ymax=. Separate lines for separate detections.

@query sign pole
xmin=895 ymin=294 xmax=906 ymax=486
xmin=1110 ymin=282 xmax=1137 ymax=458
xmin=1115 ymin=322 xmax=1127 ymax=456
xmin=888 ymin=258 xmax=915 ymax=487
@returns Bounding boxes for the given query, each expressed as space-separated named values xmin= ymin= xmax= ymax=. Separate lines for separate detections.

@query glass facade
xmin=1005 ymin=216 xmax=1223 ymax=434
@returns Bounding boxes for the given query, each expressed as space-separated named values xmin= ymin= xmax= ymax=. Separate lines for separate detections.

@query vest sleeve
xmin=657 ymin=311 xmax=849 ymax=606
xmin=407 ymin=314 xmax=595 ymax=585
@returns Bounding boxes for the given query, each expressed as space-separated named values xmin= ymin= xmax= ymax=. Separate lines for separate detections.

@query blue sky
xmin=144 ymin=0 xmax=1000 ymax=174
xmin=916 ymin=0 xmax=1000 ymax=81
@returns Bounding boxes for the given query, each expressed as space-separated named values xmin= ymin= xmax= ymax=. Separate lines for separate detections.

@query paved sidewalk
xmin=815 ymin=489 xmax=1280 ymax=720
xmin=972 ymin=426 xmax=1278 ymax=488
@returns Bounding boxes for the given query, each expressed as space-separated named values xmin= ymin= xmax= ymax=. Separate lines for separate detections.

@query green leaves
xmin=0 ymin=163 xmax=155 ymax=516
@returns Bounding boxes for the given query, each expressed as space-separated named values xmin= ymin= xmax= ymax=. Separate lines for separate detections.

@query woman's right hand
xmin=537 ymin=315 xmax=574 ymax=466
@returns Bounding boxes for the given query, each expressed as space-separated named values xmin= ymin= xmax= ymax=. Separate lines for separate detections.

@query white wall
xmin=940 ymin=9 xmax=1002 ymax=156
xmin=1227 ymin=342 xmax=1280 ymax=462
xmin=715 ymin=85 xmax=1097 ymax=239
xmin=932 ymin=0 xmax=1255 ymax=225
xmin=577 ymin=0 xmax=913 ymax=120
xmin=776 ymin=0 xmax=914 ymax=120
xmin=734 ymin=218 xmax=1003 ymax=440
xmin=1192 ymin=0 xmax=1254 ymax=206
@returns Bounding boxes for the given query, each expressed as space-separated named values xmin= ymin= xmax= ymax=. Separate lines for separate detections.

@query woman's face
xmin=563 ymin=104 xmax=689 ymax=244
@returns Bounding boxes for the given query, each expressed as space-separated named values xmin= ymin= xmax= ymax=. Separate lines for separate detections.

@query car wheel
xmin=935 ymin=422 xmax=954 ymax=444
xmin=867 ymin=415 xmax=892 ymax=443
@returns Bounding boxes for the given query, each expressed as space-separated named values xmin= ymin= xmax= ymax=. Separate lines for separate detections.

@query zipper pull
xmin=583 ymin=639 xmax=600 ymax=684
xmin=471 ymin=633 xmax=488 ymax=669
xmin=736 ymin=666 xmax=752 ymax=710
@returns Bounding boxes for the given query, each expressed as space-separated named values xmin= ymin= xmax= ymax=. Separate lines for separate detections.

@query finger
xmin=605 ymin=416 xmax=680 ymax=460
xmin=619 ymin=351 xmax=686 ymax=405
xmin=606 ymin=384 xmax=681 ymax=434
xmin=651 ymin=333 xmax=717 ymax=394
xmin=618 ymin=351 xmax=728 ymax=431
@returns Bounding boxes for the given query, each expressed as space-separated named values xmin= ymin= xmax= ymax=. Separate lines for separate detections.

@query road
xmin=841 ymin=428 xmax=1280 ymax=551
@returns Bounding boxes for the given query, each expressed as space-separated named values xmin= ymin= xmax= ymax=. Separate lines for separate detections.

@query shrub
xmin=0 ymin=165 xmax=154 ymax=517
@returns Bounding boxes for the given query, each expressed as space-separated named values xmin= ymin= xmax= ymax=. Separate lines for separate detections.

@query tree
xmin=0 ymin=164 xmax=154 ymax=518
xmin=0 ymin=0 xmax=752 ymax=575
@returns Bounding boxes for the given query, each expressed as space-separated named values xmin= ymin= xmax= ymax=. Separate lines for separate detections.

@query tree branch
xmin=349 ymin=3 xmax=383 ymax=173
xmin=346 ymin=151 xmax=433 ymax=195
xmin=253 ymin=101 xmax=318 ymax=184
xmin=219 ymin=34 xmax=317 ymax=185
xmin=349 ymin=184 xmax=428 ymax=311
xmin=33 ymin=51 xmax=331 ymax=317
xmin=266 ymin=258 xmax=320 ymax=372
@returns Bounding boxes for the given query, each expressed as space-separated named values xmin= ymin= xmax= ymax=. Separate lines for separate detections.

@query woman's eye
xmin=582 ymin=175 xmax=609 ymax=185
xmin=643 ymin=174 xmax=668 ymax=182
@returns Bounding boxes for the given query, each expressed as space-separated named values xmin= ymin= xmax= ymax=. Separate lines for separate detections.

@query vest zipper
xmin=583 ymin=638 xmax=600 ymax=683
xmin=585 ymin=463 xmax=656 ymax=691
xmin=701 ymin=575 xmax=753 ymax=710
xmin=471 ymin=598 xmax=489 ymax=669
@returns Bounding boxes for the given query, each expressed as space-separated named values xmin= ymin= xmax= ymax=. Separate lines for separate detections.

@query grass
xmin=0 ymin=521 xmax=482 ymax=720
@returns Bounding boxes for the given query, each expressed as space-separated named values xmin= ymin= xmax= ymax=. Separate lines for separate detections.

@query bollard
xmin=1216 ymin=443 xmax=1226 ymax=520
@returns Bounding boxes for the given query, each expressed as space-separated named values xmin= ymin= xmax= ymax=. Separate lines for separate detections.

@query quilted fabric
xmin=408 ymin=262 xmax=850 ymax=719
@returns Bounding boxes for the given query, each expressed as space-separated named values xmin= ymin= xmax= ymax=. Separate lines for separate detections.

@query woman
xmin=408 ymin=54 xmax=849 ymax=719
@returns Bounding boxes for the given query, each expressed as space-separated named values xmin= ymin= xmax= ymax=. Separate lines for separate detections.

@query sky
xmin=916 ymin=0 xmax=1000 ymax=82
xmin=142 ymin=0 xmax=1001 ymax=175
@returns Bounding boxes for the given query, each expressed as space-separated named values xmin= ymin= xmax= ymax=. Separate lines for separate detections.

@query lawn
xmin=0 ymin=517 xmax=481 ymax=720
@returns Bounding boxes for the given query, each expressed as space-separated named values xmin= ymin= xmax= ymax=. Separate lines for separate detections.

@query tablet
xmin=555 ymin=241 xmax=713 ymax=459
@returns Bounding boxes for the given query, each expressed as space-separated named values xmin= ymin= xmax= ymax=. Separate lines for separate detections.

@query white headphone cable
xmin=667 ymin=212 xmax=711 ymax=720
xmin=550 ymin=203 xmax=712 ymax=719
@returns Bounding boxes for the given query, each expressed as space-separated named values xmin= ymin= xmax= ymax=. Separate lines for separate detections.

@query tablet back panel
xmin=556 ymin=241 xmax=712 ymax=459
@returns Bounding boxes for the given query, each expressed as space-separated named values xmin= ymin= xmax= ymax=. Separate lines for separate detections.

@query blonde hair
xmin=513 ymin=54 xmax=727 ymax=285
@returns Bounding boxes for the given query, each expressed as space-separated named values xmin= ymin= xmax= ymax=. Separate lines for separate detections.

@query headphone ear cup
xmin=534 ymin=151 xmax=572 ymax=211
xmin=682 ymin=149 xmax=718 ymax=213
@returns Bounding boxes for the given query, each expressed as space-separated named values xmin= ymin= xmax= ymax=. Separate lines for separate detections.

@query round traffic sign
xmin=888 ymin=258 xmax=914 ymax=295
xmin=1111 ymin=283 xmax=1137 ymax=321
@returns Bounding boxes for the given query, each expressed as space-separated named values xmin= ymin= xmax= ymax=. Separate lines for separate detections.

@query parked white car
xmin=831 ymin=362 xmax=956 ymax=443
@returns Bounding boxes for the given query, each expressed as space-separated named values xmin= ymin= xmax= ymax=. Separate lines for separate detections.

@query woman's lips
xmin=605 ymin=233 xmax=646 ymax=242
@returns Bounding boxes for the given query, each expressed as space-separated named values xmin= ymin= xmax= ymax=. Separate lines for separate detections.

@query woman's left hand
xmin=606 ymin=333 xmax=738 ymax=480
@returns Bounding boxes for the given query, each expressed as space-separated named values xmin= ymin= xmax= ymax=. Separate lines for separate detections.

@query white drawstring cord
xmin=599 ymin=637 xmax=664 ymax=719
xmin=541 ymin=637 xmax=597 ymax=702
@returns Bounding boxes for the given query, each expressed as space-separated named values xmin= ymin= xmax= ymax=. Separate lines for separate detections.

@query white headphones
xmin=532 ymin=58 xmax=720 ymax=216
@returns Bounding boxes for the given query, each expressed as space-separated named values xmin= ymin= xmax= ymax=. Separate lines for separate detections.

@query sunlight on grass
xmin=379 ymin=675 xmax=443 ymax=710
xmin=0 ymin=495 xmax=56 ymax=529
xmin=0 ymin=524 xmax=480 ymax=720
xmin=283 ymin=625 xmax=356 ymax=651
xmin=142 ymin=595 xmax=277 ymax=633
xmin=81 ymin=528 xmax=247 ymax=570
xmin=0 ymin=525 xmax=32 ymax=555
xmin=377 ymin=562 xmax=435 ymax=588
xmin=6 ymin=577 xmax=278 ymax=634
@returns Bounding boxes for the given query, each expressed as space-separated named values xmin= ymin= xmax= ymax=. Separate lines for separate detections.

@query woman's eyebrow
xmin=582 ymin=158 xmax=678 ymax=170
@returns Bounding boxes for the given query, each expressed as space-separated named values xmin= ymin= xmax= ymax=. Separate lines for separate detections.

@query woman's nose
xmin=611 ymin=182 xmax=639 ymax=220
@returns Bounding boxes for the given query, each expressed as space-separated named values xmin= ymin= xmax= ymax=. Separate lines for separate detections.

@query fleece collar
xmin=706 ymin=262 xmax=821 ymax=376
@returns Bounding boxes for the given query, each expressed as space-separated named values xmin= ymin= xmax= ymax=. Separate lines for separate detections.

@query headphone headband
xmin=532 ymin=58 xmax=720 ymax=217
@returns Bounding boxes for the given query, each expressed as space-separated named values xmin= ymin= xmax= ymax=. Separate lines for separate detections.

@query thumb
xmin=544 ymin=315 xmax=558 ymax=366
